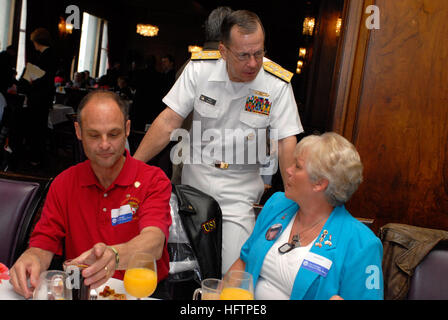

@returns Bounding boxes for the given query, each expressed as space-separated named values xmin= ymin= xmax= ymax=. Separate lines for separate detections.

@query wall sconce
xmin=66 ymin=23 xmax=73 ymax=34
xmin=335 ymin=18 xmax=342 ymax=36
xmin=136 ymin=24 xmax=159 ymax=37
xmin=302 ymin=17 xmax=315 ymax=36
xmin=299 ymin=48 xmax=307 ymax=58
xmin=296 ymin=60 xmax=304 ymax=74
xmin=188 ymin=45 xmax=203 ymax=53
xmin=58 ymin=17 xmax=73 ymax=36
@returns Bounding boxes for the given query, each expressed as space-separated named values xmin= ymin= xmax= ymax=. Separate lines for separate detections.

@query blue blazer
xmin=241 ymin=192 xmax=384 ymax=300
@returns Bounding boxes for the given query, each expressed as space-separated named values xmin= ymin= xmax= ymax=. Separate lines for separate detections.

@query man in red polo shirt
xmin=9 ymin=90 xmax=172 ymax=299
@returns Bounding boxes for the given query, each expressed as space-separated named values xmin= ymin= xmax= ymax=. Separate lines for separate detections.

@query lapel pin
xmin=324 ymin=235 xmax=333 ymax=247
xmin=265 ymin=223 xmax=283 ymax=241
xmin=134 ymin=181 xmax=141 ymax=188
xmin=319 ymin=234 xmax=326 ymax=243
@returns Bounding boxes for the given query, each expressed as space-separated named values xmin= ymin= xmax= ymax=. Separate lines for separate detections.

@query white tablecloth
xmin=0 ymin=280 xmax=24 ymax=300
xmin=0 ymin=277 xmax=157 ymax=300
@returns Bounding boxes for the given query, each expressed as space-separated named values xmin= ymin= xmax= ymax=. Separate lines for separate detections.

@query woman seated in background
xmin=228 ymin=132 xmax=383 ymax=300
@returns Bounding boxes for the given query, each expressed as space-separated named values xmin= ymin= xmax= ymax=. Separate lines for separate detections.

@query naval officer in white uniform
xmin=134 ymin=10 xmax=303 ymax=273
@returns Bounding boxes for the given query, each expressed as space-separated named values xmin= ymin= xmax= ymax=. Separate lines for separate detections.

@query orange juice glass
xmin=124 ymin=252 xmax=157 ymax=299
xmin=124 ymin=268 xmax=157 ymax=298
xmin=220 ymin=287 xmax=254 ymax=300
xmin=220 ymin=270 xmax=254 ymax=300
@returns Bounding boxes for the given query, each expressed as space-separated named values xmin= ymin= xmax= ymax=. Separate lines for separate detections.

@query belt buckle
xmin=214 ymin=161 xmax=229 ymax=169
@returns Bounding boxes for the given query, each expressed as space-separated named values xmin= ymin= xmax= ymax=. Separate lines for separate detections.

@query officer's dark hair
xmin=220 ymin=10 xmax=265 ymax=46
xmin=76 ymin=90 xmax=129 ymax=127
xmin=205 ymin=6 xmax=233 ymax=42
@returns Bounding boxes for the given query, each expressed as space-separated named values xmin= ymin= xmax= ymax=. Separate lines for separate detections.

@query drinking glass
xmin=63 ymin=259 xmax=92 ymax=300
xmin=32 ymin=270 xmax=72 ymax=300
xmin=192 ymin=278 xmax=223 ymax=300
xmin=220 ymin=270 xmax=254 ymax=300
xmin=124 ymin=252 xmax=157 ymax=299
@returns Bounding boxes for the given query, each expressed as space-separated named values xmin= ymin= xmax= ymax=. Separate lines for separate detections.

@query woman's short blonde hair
xmin=294 ymin=132 xmax=363 ymax=207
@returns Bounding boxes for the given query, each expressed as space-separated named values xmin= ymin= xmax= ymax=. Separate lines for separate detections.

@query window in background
xmin=16 ymin=0 xmax=26 ymax=79
xmin=77 ymin=12 xmax=100 ymax=76
xmin=0 ymin=0 xmax=15 ymax=51
xmin=98 ymin=21 xmax=109 ymax=78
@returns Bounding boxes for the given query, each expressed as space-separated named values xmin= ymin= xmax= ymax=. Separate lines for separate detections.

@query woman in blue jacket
xmin=228 ymin=132 xmax=383 ymax=300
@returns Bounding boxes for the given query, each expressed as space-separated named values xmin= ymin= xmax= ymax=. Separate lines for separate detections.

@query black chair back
xmin=0 ymin=172 xmax=51 ymax=267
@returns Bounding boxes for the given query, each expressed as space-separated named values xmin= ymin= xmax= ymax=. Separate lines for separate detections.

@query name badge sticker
xmin=301 ymin=252 xmax=333 ymax=278
xmin=111 ymin=204 xmax=133 ymax=226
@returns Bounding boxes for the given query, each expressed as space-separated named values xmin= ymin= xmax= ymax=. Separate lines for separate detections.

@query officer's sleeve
xmin=162 ymin=60 xmax=197 ymax=119
xmin=269 ymin=83 xmax=303 ymax=140
xmin=338 ymin=235 xmax=384 ymax=300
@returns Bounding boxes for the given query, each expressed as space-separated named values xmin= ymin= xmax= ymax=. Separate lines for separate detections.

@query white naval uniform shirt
xmin=163 ymin=57 xmax=303 ymax=273
xmin=163 ymin=57 xmax=303 ymax=164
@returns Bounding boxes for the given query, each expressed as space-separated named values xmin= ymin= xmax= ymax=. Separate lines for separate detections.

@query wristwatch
xmin=108 ymin=246 xmax=120 ymax=269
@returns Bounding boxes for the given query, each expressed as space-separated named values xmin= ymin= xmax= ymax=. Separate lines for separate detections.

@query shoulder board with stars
xmin=263 ymin=61 xmax=293 ymax=83
xmin=191 ymin=50 xmax=221 ymax=60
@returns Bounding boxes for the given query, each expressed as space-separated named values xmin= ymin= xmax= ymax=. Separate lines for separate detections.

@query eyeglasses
xmin=226 ymin=46 xmax=265 ymax=62
xmin=278 ymin=235 xmax=300 ymax=254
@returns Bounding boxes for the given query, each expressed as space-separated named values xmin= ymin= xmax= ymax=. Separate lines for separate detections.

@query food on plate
xmin=99 ymin=285 xmax=127 ymax=300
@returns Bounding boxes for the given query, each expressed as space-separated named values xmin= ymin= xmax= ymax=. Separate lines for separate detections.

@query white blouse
xmin=255 ymin=214 xmax=315 ymax=300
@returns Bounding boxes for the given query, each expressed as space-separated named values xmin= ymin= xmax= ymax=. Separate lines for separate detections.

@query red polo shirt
xmin=29 ymin=150 xmax=172 ymax=281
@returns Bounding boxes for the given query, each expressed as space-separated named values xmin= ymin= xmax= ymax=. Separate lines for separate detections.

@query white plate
xmin=96 ymin=278 xmax=158 ymax=300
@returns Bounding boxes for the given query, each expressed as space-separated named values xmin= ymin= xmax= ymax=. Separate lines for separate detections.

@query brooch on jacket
xmin=315 ymin=230 xmax=332 ymax=248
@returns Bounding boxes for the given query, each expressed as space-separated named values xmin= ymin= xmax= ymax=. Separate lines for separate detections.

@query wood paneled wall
xmin=332 ymin=0 xmax=448 ymax=233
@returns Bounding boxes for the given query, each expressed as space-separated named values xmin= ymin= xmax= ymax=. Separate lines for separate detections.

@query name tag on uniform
xmin=301 ymin=252 xmax=333 ymax=278
xmin=111 ymin=204 xmax=133 ymax=226
xmin=199 ymin=94 xmax=217 ymax=106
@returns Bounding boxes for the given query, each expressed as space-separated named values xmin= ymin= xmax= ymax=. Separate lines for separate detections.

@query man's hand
xmin=71 ymin=243 xmax=117 ymax=289
xmin=9 ymin=248 xmax=53 ymax=299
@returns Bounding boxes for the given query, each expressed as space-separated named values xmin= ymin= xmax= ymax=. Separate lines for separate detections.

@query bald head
xmin=77 ymin=90 xmax=129 ymax=127
xmin=74 ymin=91 xmax=131 ymax=171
